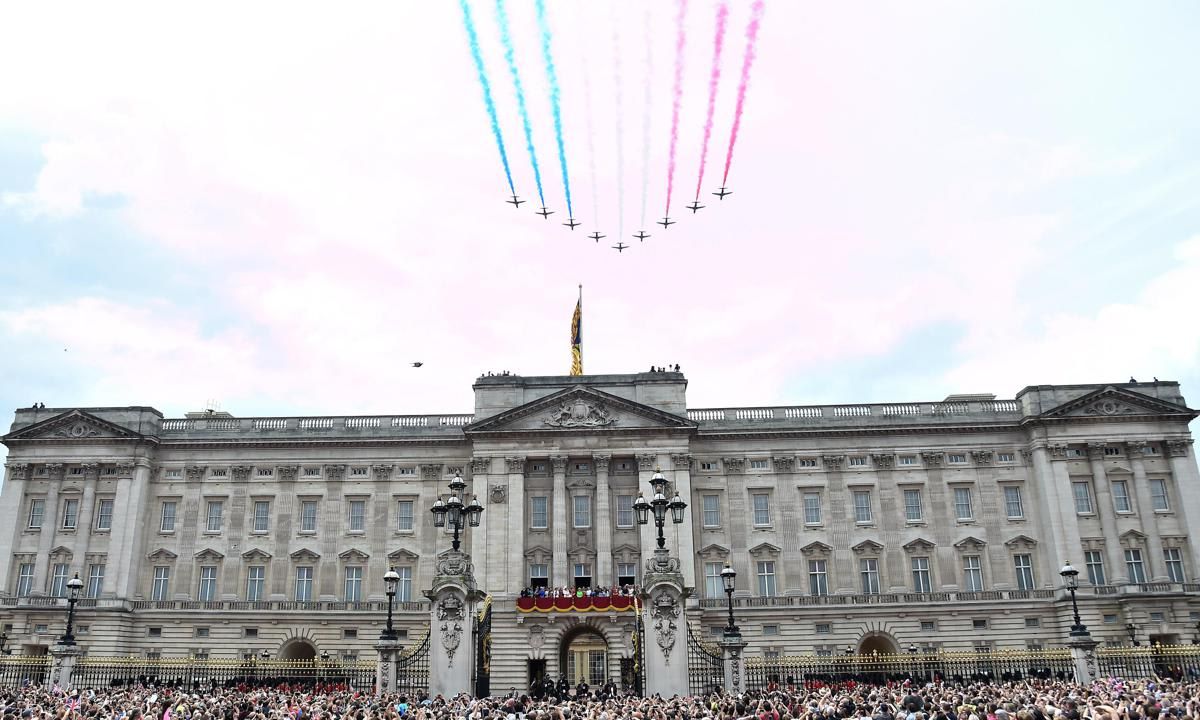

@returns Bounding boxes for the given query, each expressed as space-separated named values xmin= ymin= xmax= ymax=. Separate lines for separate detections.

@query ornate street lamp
xmin=908 ymin=643 xmax=918 ymax=654
xmin=1125 ymin=622 xmax=1139 ymax=646
xmin=380 ymin=567 xmax=400 ymax=641
xmin=720 ymin=563 xmax=739 ymax=635
xmin=260 ymin=649 xmax=270 ymax=660
xmin=634 ymin=469 xmax=686 ymax=550
xmin=59 ymin=574 xmax=84 ymax=646
xmin=844 ymin=645 xmax=854 ymax=656
xmin=429 ymin=472 xmax=483 ymax=552
xmin=1060 ymin=562 xmax=1088 ymax=637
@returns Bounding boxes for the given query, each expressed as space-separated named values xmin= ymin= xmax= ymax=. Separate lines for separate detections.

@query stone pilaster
xmin=551 ymin=455 xmax=568 ymax=586
xmin=1166 ymin=441 xmax=1200 ymax=574
xmin=1127 ymin=442 xmax=1166 ymax=580
xmin=636 ymin=453 xmax=660 ymax=571
xmin=641 ymin=549 xmax=689 ymax=697
xmin=33 ymin=464 xmax=64 ymax=592
xmin=0 ymin=464 xmax=30 ymax=591
xmin=670 ymin=453 xmax=696 ymax=590
xmin=74 ymin=464 xmax=100 ymax=563
xmin=594 ymin=454 xmax=613 ymax=586
xmin=426 ymin=550 xmax=480 ymax=698
xmin=1087 ymin=443 xmax=1127 ymax=584
xmin=109 ymin=461 xmax=152 ymax=600
xmin=469 ymin=457 xmax=492 ymax=591
xmin=506 ymin=457 xmax=526 ymax=595
xmin=1031 ymin=445 xmax=1080 ymax=582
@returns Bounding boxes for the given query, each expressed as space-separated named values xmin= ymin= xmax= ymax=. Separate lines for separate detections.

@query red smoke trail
xmin=694 ymin=0 xmax=729 ymax=201
xmin=722 ymin=0 xmax=765 ymax=187
xmin=663 ymin=0 xmax=688 ymax=217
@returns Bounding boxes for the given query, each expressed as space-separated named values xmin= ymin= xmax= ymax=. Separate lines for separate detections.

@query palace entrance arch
xmin=279 ymin=639 xmax=317 ymax=661
xmin=559 ymin=625 xmax=610 ymax=689
xmin=858 ymin=632 xmax=899 ymax=655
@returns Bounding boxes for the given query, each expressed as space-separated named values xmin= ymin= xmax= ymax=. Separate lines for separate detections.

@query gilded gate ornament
xmin=650 ymin=591 xmax=680 ymax=664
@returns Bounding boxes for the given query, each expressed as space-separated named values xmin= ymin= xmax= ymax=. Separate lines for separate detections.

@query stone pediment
xmin=851 ymin=540 xmax=884 ymax=555
xmin=241 ymin=548 xmax=271 ymax=561
xmin=698 ymin=543 xmax=731 ymax=560
xmin=464 ymin=387 xmax=695 ymax=435
xmin=387 ymin=548 xmax=419 ymax=562
xmin=194 ymin=548 xmax=225 ymax=562
xmin=3 ymin=409 xmax=146 ymax=443
xmin=289 ymin=548 xmax=320 ymax=562
xmin=903 ymin=538 xmax=936 ymax=553
xmin=1037 ymin=387 xmax=1195 ymax=422
xmin=147 ymin=548 xmax=178 ymax=561
xmin=798 ymin=541 xmax=830 ymax=557
xmin=49 ymin=546 xmax=74 ymax=558
xmin=613 ymin=543 xmax=641 ymax=555
xmin=954 ymin=536 xmax=987 ymax=550
xmin=1004 ymin=534 xmax=1038 ymax=550
xmin=1120 ymin=529 xmax=1146 ymax=542
xmin=338 ymin=548 xmax=370 ymax=562
xmin=751 ymin=542 xmax=784 ymax=557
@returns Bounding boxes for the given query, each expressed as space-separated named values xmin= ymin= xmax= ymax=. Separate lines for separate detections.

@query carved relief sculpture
xmin=650 ymin=591 xmax=681 ymax=664
xmin=1086 ymin=443 xmax=1107 ymax=460
xmin=722 ymin=457 xmax=746 ymax=474
xmin=277 ymin=465 xmax=300 ymax=482
xmin=490 ymin=484 xmax=507 ymax=504
xmin=470 ymin=457 xmax=490 ymax=474
xmin=372 ymin=464 xmax=394 ymax=481
xmin=230 ymin=465 xmax=252 ymax=482
xmin=1167 ymin=439 xmax=1192 ymax=457
xmin=437 ymin=595 xmax=466 ymax=667
xmin=670 ymin=453 xmax=692 ymax=471
xmin=772 ymin=456 xmax=796 ymax=472
xmin=551 ymin=456 xmax=568 ymax=474
xmin=185 ymin=465 xmax=207 ymax=482
xmin=821 ymin=455 xmax=846 ymax=470
xmin=592 ymin=454 xmax=611 ymax=472
xmin=870 ymin=454 xmax=895 ymax=469
xmin=324 ymin=464 xmax=346 ymax=481
xmin=1086 ymin=400 xmax=1138 ymax=416
xmin=637 ymin=454 xmax=659 ymax=472
xmin=505 ymin=457 xmax=526 ymax=474
xmin=420 ymin=464 xmax=444 ymax=480
xmin=544 ymin=398 xmax=616 ymax=428
xmin=115 ymin=462 xmax=135 ymax=479
xmin=971 ymin=450 xmax=994 ymax=465
xmin=919 ymin=452 xmax=943 ymax=467
xmin=53 ymin=422 xmax=101 ymax=439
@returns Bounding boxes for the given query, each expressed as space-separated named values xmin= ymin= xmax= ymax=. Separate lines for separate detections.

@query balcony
xmin=687 ymin=399 xmax=1022 ymax=429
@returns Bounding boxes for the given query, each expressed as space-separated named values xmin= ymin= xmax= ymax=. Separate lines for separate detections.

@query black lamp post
xmin=1060 ymin=562 xmax=1088 ymax=637
xmin=720 ymin=562 xmax=739 ymax=635
xmin=908 ymin=643 xmax=918 ymax=654
xmin=633 ymin=469 xmax=687 ymax=549
xmin=59 ymin=574 xmax=84 ymax=646
xmin=380 ymin=567 xmax=400 ymax=641
xmin=844 ymin=645 xmax=854 ymax=656
xmin=430 ymin=472 xmax=484 ymax=552
xmin=260 ymin=649 xmax=270 ymax=660
xmin=1125 ymin=622 xmax=1139 ymax=646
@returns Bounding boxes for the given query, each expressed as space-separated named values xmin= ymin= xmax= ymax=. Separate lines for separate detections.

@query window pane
xmin=803 ymin=493 xmax=822 ymax=525
xmin=963 ymin=556 xmax=983 ymax=592
xmin=756 ymin=561 xmax=776 ymax=597
xmin=253 ymin=501 xmax=270 ymax=532
xmin=853 ymin=491 xmax=872 ymax=523
xmin=62 ymin=499 xmax=79 ymax=529
xmin=87 ymin=564 xmax=105 ymax=598
xmin=705 ymin=562 xmax=723 ymax=599
xmin=1072 ymin=483 xmax=1093 ymax=514
xmin=953 ymin=488 xmax=973 ymax=520
xmin=348 ymin=500 xmax=366 ymax=531
xmin=903 ymin=489 xmax=922 ymax=521
xmin=752 ymin=494 xmax=771 ymax=526
xmin=573 ymin=495 xmax=591 ymax=527
xmin=96 ymin=499 xmax=114 ymax=530
xmin=247 ymin=567 xmax=265 ymax=602
xmin=151 ymin=567 xmax=170 ymax=601
xmin=531 ymin=496 xmax=548 ymax=529
xmin=808 ymin=559 xmax=828 ymax=596
xmin=618 ymin=495 xmax=635 ymax=527
xmin=51 ymin=564 xmax=69 ymax=598
xmin=1004 ymin=487 xmax=1024 ymax=519
xmin=701 ymin=495 xmax=720 ymax=527
xmin=28 ymin=499 xmax=45 ymax=528
xmin=16 ymin=564 xmax=34 ymax=597
xmin=1150 ymin=479 xmax=1170 ymax=511
xmin=1125 ymin=549 xmax=1146 ymax=584
xmin=1112 ymin=481 xmax=1131 ymax=513
xmin=344 ymin=566 xmax=363 ymax=601
xmin=860 ymin=558 xmax=879 ymax=594
xmin=160 ymin=502 xmax=176 ymax=531
xmin=397 ymin=500 xmax=414 ymax=531
xmin=1085 ymin=551 xmax=1106 ymax=586
xmin=911 ymin=557 xmax=931 ymax=593
xmin=1014 ymin=554 xmax=1035 ymax=591
xmin=206 ymin=501 xmax=223 ymax=532
xmin=301 ymin=501 xmax=318 ymax=532
xmin=1164 ymin=548 xmax=1185 ymax=583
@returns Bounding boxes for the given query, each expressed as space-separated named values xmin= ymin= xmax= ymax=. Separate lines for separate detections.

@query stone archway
xmin=279 ymin=638 xmax=317 ymax=661
xmin=858 ymin=632 xmax=899 ymax=655
xmin=558 ymin=624 xmax=610 ymax=689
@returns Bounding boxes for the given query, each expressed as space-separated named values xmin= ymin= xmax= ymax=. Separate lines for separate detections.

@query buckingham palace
xmin=2 ymin=371 xmax=1199 ymax=692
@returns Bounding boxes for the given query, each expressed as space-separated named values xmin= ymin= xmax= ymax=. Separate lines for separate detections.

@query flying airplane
xmin=612 ymin=242 xmax=629 ymax=253
xmin=657 ymin=216 xmax=675 ymax=228
xmin=712 ymin=186 xmax=732 ymax=200
xmin=686 ymin=201 xmax=705 ymax=213
xmin=633 ymin=230 xmax=650 ymax=242
xmin=588 ymin=231 xmax=605 ymax=242
xmin=536 ymin=206 xmax=554 ymax=218
xmin=563 ymin=217 xmax=580 ymax=230
xmin=507 ymin=194 xmax=525 ymax=207
xmin=411 ymin=362 xmax=424 ymax=368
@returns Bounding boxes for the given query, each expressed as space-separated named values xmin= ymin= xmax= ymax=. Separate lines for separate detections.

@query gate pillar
xmin=426 ymin=549 xmax=482 ymax=698
xmin=50 ymin=643 xmax=83 ymax=689
xmin=720 ymin=632 xmax=748 ymax=695
xmin=375 ymin=640 xmax=402 ymax=696
xmin=641 ymin=547 xmax=690 ymax=697
xmin=1069 ymin=636 xmax=1100 ymax=684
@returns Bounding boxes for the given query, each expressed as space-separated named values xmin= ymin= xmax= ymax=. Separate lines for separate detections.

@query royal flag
xmin=570 ymin=286 xmax=583 ymax=376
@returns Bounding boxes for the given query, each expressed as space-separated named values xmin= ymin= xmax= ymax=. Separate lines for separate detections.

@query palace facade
xmin=2 ymin=372 xmax=1199 ymax=691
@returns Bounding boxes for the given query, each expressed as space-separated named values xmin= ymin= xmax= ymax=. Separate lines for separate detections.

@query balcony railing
xmin=688 ymin=399 xmax=1022 ymax=425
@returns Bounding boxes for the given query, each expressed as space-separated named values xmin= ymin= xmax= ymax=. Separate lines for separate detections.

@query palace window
xmin=903 ymin=489 xmax=923 ymax=522
xmin=95 ymin=499 xmax=114 ymax=531
xmin=1004 ymin=486 xmax=1024 ymax=519
xmin=750 ymin=459 xmax=769 ymax=470
xmin=164 ymin=469 xmax=182 ymax=479
xmin=1164 ymin=548 xmax=1185 ymax=583
xmin=529 ymin=563 xmax=549 ymax=589
xmin=152 ymin=566 xmax=171 ymax=600
xmin=397 ymin=566 xmax=416 ymax=600
xmin=303 ymin=467 xmax=321 ymax=477
xmin=573 ymin=495 xmax=592 ymax=528
xmin=348 ymin=500 xmax=366 ymax=532
xmin=1014 ymin=554 xmax=1035 ymax=590
xmin=920 ymin=620 xmax=936 ymax=632
xmin=705 ymin=562 xmax=724 ymax=598
xmin=808 ymin=559 xmax=829 ymax=596
xmin=253 ymin=501 xmax=270 ymax=533
xmin=848 ymin=457 xmax=867 ymax=467
xmin=197 ymin=566 xmax=217 ymax=601
xmin=947 ymin=454 xmax=967 ymax=464
xmin=997 ymin=453 xmax=1015 ymax=463
xmin=798 ymin=458 xmax=818 ymax=468
xmin=530 ymin=496 xmax=548 ymax=529
xmin=898 ymin=455 xmax=917 ymax=466
xmin=51 ymin=564 xmax=69 ymax=598
xmin=1112 ymin=481 xmax=1132 ymax=513
xmin=1085 ymin=551 xmax=1106 ymax=586
xmin=617 ymin=563 xmax=637 ymax=586
xmin=160 ymin=501 xmax=177 ymax=532
xmin=27 ymin=499 xmax=44 ymax=529
xmin=1025 ymin=617 xmax=1041 ymax=628
xmin=803 ymin=492 xmax=822 ymax=525
xmin=573 ymin=563 xmax=592 ymax=589
xmin=295 ymin=567 xmax=314 ymax=601
xmin=1072 ymin=482 xmax=1093 ymax=514
xmin=1150 ymin=479 xmax=1170 ymax=511
xmin=350 ymin=466 xmax=369 ymax=478
xmin=206 ymin=501 xmax=223 ymax=532
xmin=300 ymin=501 xmax=318 ymax=532
xmin=1125 ymin=548 xmax=1147 ymax=584
xmin=954 ymin=487 xmax=974 ymax=521
xmin=752 ymin=493 xmax=771 ymax=526
xmin=763 ymin=624 xmax=779 ymax=635
xmin=62 ymin=499 xmax=79 ymax=529
xmin=15 ymin=563 xmax=34 ymax=597
xmin=815 ymin=623 xmax=831 ymax=634
xmin=397 ymin=500 xmax=415 ymax=531
xmin=701 ymin=494 xmax=720 ymax=528
xmin=1104 ymin=446 xmax=1121 ymax=456
xmin=962 ymin=555 xmax=983 ymax=592
xmin=86 ymin=563 xmax=105 ymax=598
xmin=973 ymin=619 xmax=988 ymax=630
xmin=860 ymin=558 xmax=880 ymax=595
xmin=911 ymin=557 xmax=932 ymax=593
xmin=618 ymin=495 xmax=636 ymax=528
xmin=397 ymin=467 xmax=416 ymax=476
xmin=757 ymin=561 xmax=777 ymax=597
xmin=700 ymin=461 xmax=719 ymax=471
xmin=344 ymin=566 xmax=363 ymax=602
xmin=853 ymin=490 xmax=873 ymax=523
xmin=246 ymin=566 xmax=265 ymax=601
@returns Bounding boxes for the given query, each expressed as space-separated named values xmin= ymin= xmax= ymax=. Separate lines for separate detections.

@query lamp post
xmin=381 ymin=567 xmax=400 ymax=641
xmin=1125 ymin=622 xmax=1139 ymax=646
xmin=844 ymin=645 xmax=854 ymax=656
xmin=1193 ymin=621 xmax=1200 ymax=645
xmin=59 ymin=574 xmax=84 ymax=646
xmin=1059 ymin=562 xmax=1088 ymax=637
xmin=429 ymin=472 xmax=484 ymax=553
xmin=720 ymin=563 xmax=739 ymax=635
xmin=908 ymin=643 xmax=918 ymax=654
xmin=633 ymin=469 xmax=687 ymax=550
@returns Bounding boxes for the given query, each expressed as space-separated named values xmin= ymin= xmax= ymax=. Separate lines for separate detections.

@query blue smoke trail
xmin=459 ymin=0 xmax=514 ymax=195
xmin=495 ymin=0 xmax=545 ymax=207
xmin=534 ymin=0 xmax=573 ymax=218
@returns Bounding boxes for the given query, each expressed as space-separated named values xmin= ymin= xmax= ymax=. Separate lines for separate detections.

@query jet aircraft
xmin=536 ymin=206 xmax=554 ymax=218
xmin=507 ymin=195 xmax=525 ymax=207
xmin=633 ymin=231 xmax=650 ymax=242
xmin=588 ymin=231 xmax=606 ymax=242
xmin=686 ymin=201 xmax=705 ymax=213
xmin=657 ymin=216 xmax=675 ymax=228
xmin=612 ymin=242 xmax=629 ymax=253
xmin=563 ymin=218 xmax=580 ymax=230
xmin=712 ymin=186 xmax=732 ymax=200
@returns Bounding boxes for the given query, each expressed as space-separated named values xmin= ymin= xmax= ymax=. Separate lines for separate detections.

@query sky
xmin=1 ymin=1 xmax=1199 ymax=461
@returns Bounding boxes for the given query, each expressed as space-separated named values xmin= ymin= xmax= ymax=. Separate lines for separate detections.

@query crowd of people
xmin=2 ymin=677 xmax=1198 ymax=720
xmin=519 ymin=585 xmax=639 ymax=599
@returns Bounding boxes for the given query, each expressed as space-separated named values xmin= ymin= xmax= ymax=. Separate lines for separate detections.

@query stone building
xmin=2 ymin=372 xmax=1199 ymax=691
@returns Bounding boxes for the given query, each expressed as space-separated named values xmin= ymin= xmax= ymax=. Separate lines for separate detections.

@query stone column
xmin=1033 ymin=445 xmax=1080 ymax=580
xmin=426 ymin=551 xmax=480 ymax=698
xmin=636 ymin=453 xmax=660 ymax=569
xmin=594 ymin=455 xmax=613 ymax=586
xmin=720 ymin=632 xmax=748 ymax=695
xmin=551 ymin=455 xmax=569 ymax=587
xmin=1087 ymin=443 xmax=1127 ymax=584
xmin=1166 ymin=440 xmax=1200 ymax=562
xmin=0 ymin=463 xmax=30 ymax=591
xmin=1127 ymin=442 xmax=1167 ymax=580
xmin=50 ymin=643 xmax=83 ymax=689
xmin=470 ymin=457 xmax=493 ymax=591
xmin=74 ymin=464 xmax=99 ymax=561
xmin=375 ymin=639 xmax=402 ymax=696
xmin=670 ymin=453 xmax=697 ymax=590
xmin=641 ymin=549 xmax=689 ymax=697
xmin=109 ymin=461 xmax=152 ymax=600
xmin=33 ymin=464 xmax=64 ymax=592
xmin=506 ymin=457 xmax=526 ymax=595
xmin=1069 ymin=635 xmax=1100 ymax=684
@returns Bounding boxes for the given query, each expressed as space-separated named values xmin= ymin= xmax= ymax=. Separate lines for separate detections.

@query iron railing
xmin=394 ymin=631 xmax=431 ymax=696
xmin=1096 ymin=644 xmax=1200 ymax=680
xmin=687 ymin=624 xmax=725 ymax=696
xmin=68 ymin=656 xmax=377 ymax=690
xmin=0 ymin=655 xmax=50 ymax=687
xmin=745 ymin=649 xmax=1076 ymax=689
